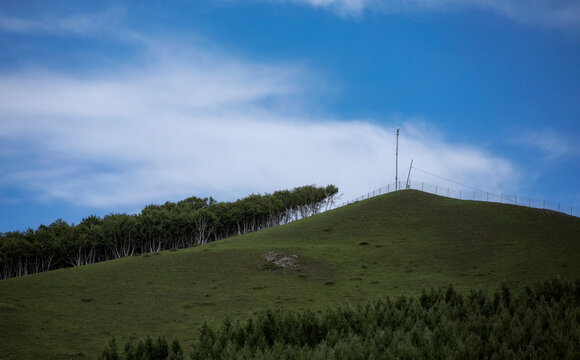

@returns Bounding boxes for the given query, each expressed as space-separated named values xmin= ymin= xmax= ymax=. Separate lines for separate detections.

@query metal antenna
xmin=395 ymin=128 xmax=400 ymax=190
xmin=406 ymin=159 xmax=413 ymax=189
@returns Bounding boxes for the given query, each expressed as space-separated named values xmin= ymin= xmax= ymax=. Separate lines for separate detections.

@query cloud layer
xmin=0 ymin=33 xmax=518 ymax=212
xmin=512 ymin=128 xmax=577 ymax=160
xmin=0 ymin=8 xmax=124 ymax=36
xmin=282 ymin=0 xmax=580 ymax=28
xmin=3 ymin=1 xmax=579 ymax=31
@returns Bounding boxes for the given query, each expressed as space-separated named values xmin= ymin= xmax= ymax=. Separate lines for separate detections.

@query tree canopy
xmin=0 ymin=184 xmax=339 ymax=280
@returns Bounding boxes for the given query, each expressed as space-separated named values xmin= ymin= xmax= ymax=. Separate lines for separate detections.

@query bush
xmin=100 ymin=279 xmax=580 ymax=359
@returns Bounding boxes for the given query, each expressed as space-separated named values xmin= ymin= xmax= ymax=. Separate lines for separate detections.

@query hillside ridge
xmin=1 ymin=189 xmax=578 ymax=359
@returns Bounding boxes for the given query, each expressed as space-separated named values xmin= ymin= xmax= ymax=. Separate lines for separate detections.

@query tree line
xmin=0 ymin=185 xmax=339 ymax=280
xmin=100 ymin=278 xmax=580 ymax=359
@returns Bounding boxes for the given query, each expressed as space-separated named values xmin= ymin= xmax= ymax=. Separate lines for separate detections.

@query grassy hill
xmin=0 ymin=190 xmax=579 ymax=359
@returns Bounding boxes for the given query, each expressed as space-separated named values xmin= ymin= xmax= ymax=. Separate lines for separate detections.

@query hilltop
xmin=0 ymin=190 xmax=579 ymax=359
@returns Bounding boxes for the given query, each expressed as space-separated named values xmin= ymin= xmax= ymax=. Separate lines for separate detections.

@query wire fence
xmin=340 ymin=180 xmax=577 ymax=218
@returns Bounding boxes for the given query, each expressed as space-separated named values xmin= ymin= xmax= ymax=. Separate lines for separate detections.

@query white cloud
xmin=278 ymin=0 xmax=580 ymax=28
xmin=513 ymin=128 xmax=577 ymax=160
xmin=0 ymin=38 xmax=519 ymax=211
xmin=0 ymin=8 xmax=123 ymax=36
xmin=285 ymin=0 xmax=368 ymax=15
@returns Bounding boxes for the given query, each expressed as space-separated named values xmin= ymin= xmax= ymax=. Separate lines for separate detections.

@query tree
xmin=193 ymin=209 xmax=217 ymax=245
xmin=0 ymin=184 xmax=339 ymax=278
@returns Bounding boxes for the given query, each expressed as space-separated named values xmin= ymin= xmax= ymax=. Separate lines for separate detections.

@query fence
xmin=340 ymin=180 xmax=577 ymax=217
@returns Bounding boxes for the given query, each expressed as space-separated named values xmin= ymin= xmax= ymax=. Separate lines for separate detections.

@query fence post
xmin=421 ymin=182 xmax=424 ymax=191
xmin=486 ymin=192 xmax=489 ymax=202
xmin=515 ymin=195 xmax=517 ymax=205
xmin=435 ymin=185 xmax=437 ymax=194
xmin=558 ymin=203 xmax=561 ymax=212
xmin=447 ymin=188 xmax=449 ymax=197
xmin=473 ymin=191 xmax=475 ymax=200
xmin=501 ymin=193 xmax=503 ymax=203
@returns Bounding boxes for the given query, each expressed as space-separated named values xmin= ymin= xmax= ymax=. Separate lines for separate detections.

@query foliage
xmin=99 ymin=336 xmax=182 ymax=360
xmin=100 ymin=279 xmax=580 ymax=359
xmin=0 ymin=184 xmax=338 ymax=279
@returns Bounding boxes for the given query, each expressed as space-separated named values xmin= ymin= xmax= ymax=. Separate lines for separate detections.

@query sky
xmin=1 ymin=0 xmax=579 ymax=231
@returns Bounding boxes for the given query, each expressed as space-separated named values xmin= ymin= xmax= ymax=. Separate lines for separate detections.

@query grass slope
xmin=0 ymin=190 xmax=579 ymax=359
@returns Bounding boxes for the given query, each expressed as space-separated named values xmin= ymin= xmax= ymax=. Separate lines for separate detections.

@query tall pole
xmin=406 ymin=159 xmax=413 ymax=189
xmin=395 ymin=128 xmax=400 ymax=190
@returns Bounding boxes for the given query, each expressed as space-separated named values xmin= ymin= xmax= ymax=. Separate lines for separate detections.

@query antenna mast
xmin=395 ymin=128 xmax=400 ymax=190
xmin=406 ymin=159 xmax=413 ymax=189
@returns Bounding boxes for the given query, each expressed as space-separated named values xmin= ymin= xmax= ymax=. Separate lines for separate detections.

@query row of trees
xmin=0 ymin=185 xmax=339 ymax=280
xmin=100 ymin=278 xmax=580 ymax=359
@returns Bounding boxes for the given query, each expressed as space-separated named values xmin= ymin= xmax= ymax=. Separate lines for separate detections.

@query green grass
xmin=0 ymin=190 xmax=579 ymax=359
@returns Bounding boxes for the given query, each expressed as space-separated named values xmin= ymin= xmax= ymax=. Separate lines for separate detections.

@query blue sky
xmin=1 ymin=0 xmax=579 ymax=231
